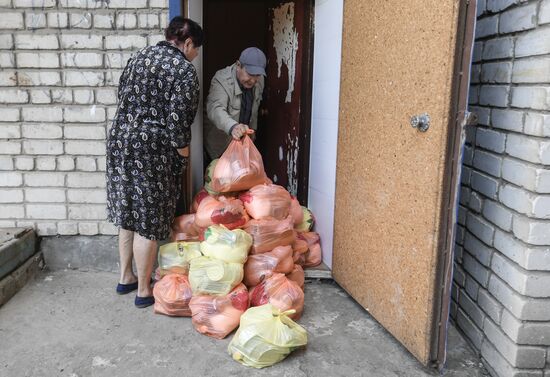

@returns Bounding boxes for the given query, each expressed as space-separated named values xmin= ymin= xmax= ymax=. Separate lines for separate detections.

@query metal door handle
xmin=410 ymin=113 xmax=430 ymax=132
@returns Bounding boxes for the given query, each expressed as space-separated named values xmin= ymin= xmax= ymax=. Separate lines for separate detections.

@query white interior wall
xmin=308 ymin=0 xmax=344 ymax=268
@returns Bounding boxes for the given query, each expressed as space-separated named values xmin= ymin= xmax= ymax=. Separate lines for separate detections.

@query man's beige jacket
xmin=204 ymin=63 xmax=264 ymax=159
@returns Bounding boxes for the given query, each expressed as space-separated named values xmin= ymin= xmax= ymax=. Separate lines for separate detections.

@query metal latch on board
xmin=410 ymin=113 xmax=430 ymax=132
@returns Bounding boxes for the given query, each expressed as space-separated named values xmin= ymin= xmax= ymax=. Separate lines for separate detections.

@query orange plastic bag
xmin=195 ymin=195 xmax=248 ymax=230
xmin=171 ymin=213 xmax=200 ymax=241
xmin=210 ymin=134 xmax=268 ymax=193
xmin=243 ymin=245 xmax=294 ymax=287
xmin=292 ymin=238 xmax=308 ymax=266
xmin=189 ymin=283 xmax=249 ymax=339
xmin=286 ymin=264 xmax=305 ymax=289
xmin=190 ymin=188 xmax=210 ymax=213
xmin=298 ymin=232 xmax=322 ymax=267
xmin=249 ymin=273 xmax=304 ymax=320
xmin=244 ymin=216 xmax=295 ymax=254
xmin=289 ymin=196 xmax=303 ymax=225
xmin=239 ymin=184 xmax=291 ymax=220
xmin=153 ymin=274 xmax=193 ymax=317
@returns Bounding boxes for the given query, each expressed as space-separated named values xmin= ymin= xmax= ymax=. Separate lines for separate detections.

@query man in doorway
xmin=203 ymin=47 xmax=266 ymax=162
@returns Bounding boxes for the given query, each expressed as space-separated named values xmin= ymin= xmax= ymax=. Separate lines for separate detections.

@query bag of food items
xmin=153 ymin=273 xmax=193 ymax=317
xmin=291 ymin=238 xmax=308 ymax=266
xmin=210 ymin=134 xmax=268 ymax=193
xmin=158 ymin=241 xmax=202 ymax=276
xmin=204 ymin=159 xmax=221 ymax=196
xmin=244 ymin=216 xmax=295 ymax=254
xmin=195 ymin=196 xmax=248 ymax=230
xmin=298 ymin=232 xmax=322 ymax=267
xmin=171 ymin=213 xmax=201 ymax=242
xmin=190 ymin=188 xmax=210 ymax=213
xmin=200 ymin=225 xmax=252 ymax=264
xmin=239 ymin=184 xmax=291 ymax=220
xmin=189 ymin=256 xmax=244 ymax=296
xmin=286 ymin=264 xmax=305 ymax=289
xmin=289 ymin=196 xmax=304 ymax=225
xmin=227 ymin=304 xmax=307 ymax=368
xmin=249 ymin=273 xmax=304 ymax=320
xmin=243 ymin=245 xmax=294 ymax=287
xmin=294 ymin=206 xmax=315 ymax=232
xmin=189 ymin=283 xmax=249 ymax=339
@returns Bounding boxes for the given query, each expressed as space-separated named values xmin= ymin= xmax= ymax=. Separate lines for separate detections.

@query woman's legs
xmin=133 ymin=232 xmax=157 ymax=297
xmin=118 ymin=228 xmax=137 ymax=284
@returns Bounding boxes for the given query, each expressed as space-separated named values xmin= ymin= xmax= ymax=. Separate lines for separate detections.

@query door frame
xmin=430 ymin=0 xmax=477 ymax=368
xmin=294 ymin=0 xmax=315 ymax=204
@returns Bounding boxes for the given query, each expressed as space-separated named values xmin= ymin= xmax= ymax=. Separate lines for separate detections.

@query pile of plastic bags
xmin=153 ymin=134 xmax=322 ymax=368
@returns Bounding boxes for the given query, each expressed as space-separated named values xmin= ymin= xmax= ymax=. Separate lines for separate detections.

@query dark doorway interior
xmin=203 ymin=0 xmax=268 ymax=97
xmin=202 ymin=0 xmax=314 ymax=204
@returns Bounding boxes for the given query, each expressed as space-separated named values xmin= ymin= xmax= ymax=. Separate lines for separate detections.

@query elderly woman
xmin=106 ymin=17 xmax=203 ymax=308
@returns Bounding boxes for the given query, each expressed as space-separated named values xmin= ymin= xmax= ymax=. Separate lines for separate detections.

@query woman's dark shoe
xmin=135 ymin=295 xmax=155 ymax=308
xmin=116 ymin=281 xmax=138 ymax=295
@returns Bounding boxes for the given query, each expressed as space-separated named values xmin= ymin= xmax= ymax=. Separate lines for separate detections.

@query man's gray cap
xmin=239 ymin=47 xmax=267 ymax=76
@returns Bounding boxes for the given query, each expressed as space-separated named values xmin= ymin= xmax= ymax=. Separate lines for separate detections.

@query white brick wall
xmin=0 ymin=0 xmax=168 ymax=237
xmin=455 ymin=1 xmax=550 ymax=376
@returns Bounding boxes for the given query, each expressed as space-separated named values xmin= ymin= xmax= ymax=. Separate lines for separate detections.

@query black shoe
xmin=135 ymin=295 xmax=155 ymax=308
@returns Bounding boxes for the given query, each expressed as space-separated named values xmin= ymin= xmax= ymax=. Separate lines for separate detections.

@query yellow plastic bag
xmin=295 ymin=206 xmax=315 ymax=232
xmin=227 ymin=304 xmax=307 ymax=369
xmin=200 ymin=225 xmax=252 ymax=264
xmin=158 ymin=241 xmax=202 ymax=276
xmin=189 ymin=256 xmax=244 ymax=296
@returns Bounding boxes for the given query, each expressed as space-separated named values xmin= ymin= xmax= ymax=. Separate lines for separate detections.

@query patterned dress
xmin=106 ymin=41 xmax=199 ymax=240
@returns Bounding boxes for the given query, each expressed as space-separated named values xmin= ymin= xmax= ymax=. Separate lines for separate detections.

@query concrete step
xmin=304 ymin=262 xmax=332 ymax=279
xmin=0 ymin=228 xmax=43 ymax=308
xmin=40 ymin=235 xmax=334 ymax=280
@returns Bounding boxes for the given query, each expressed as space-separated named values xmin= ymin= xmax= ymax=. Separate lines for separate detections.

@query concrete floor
xmin=0 ymin=270 xmax=487 ymax=377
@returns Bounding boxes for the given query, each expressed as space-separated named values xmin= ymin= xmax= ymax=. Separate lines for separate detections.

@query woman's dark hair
xmin=165 ymin=17 xmax=204 ymax=47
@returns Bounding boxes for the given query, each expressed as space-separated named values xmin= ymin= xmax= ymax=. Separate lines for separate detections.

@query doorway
xmin=201 ymin=0 xmax=314 ymax=204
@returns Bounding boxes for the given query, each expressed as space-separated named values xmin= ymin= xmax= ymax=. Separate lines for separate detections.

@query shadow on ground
xmin=0 ymin=270 xmax=487 ymax=377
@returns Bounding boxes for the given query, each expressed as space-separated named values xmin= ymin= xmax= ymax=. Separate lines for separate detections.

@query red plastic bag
xmin=153 ymin=274 xmax=193 ymax=317
xmin=210 ymin=134 xmax=268 ymax=193
xmin=195 ymin=195 xmax=248 ymax=230
xmin=239 ymin=184 xmax=291 ymax=220
xmin=298 ymin=232 xmax=322 ymax=268
xmin=287 ymin=264 xmax=305 ymax=290
xmin=189 ymin=283 xmax=249 ymax=339
xmin=190 ymin=188 xmax=210 ymax=213
xmin=249 ymin=273 xmax=304 ymax=320
xmin=171 ymin=213 xmax=200 ymax=242
xmin=244 ymin=216 xmax=295 ymax=254
xmin=243 ymin=245 xmax=294 ymax=287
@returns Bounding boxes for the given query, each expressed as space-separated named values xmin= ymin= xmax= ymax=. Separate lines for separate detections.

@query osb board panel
xmin=332 ymin=0 xmax=461 ymax=365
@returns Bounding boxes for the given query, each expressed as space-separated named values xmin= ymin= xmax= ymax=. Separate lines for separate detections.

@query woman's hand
xmin=177 ymin=146 xmax=190 ymax=157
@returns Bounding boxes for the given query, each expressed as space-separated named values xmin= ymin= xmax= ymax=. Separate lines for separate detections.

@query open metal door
xmin=332 ymin=0 xmax=476 ymax=368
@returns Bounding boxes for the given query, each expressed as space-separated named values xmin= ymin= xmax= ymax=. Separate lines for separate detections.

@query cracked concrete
xmin=0 ymin=270 xmax=487 ymax=377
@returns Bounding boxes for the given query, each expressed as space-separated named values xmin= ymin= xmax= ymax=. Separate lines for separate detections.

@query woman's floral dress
xmin=106 ymin=41 xmax=199 ymax=240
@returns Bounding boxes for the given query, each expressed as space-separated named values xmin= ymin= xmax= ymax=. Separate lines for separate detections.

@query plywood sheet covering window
xmin=333 ymin=0 xmax=461 ymax=365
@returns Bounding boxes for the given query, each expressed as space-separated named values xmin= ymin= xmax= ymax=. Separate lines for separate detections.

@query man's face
xmin=236 ymin=64 xmax=261 ymax=89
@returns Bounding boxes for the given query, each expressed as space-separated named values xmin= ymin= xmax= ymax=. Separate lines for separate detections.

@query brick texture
xmin=0 ymin=1 xmax=168 ymax=235
xmin=454 ymin=1 xmax=550 ymax=376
